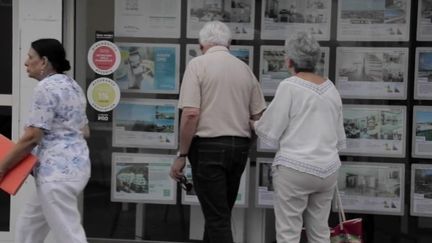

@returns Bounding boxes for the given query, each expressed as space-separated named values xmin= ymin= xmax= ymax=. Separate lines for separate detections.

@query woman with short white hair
xmin=251 ymin=32 xmax=346 ymax=243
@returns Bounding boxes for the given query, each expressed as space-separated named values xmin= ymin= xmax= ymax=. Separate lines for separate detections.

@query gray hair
xmin=199 ymin=21 xmax=231 ymax=47
xmin=284 ymin=32 xmax=321 ymax=72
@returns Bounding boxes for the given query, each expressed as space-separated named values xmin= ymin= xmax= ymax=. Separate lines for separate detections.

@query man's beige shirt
xmin=178 ymin=46 xmax=266 ymax=138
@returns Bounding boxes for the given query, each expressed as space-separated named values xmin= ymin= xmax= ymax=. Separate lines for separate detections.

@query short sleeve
xmin=255 ymin=82 xmax=291 ymax=146
xmin=178 ymin=60 xmax=201 ymax=109
xmin=25 ymin=84 xmax=57 ymax=130
xmin=78 ymin=95 xmax=89 ymax=128
xmin=83 ymin=112 xmax=89 ymax=126
xmin=336 ymin=106 xmax=347 ymax=151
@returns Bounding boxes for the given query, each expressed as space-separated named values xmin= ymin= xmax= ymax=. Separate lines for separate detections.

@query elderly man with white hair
xmin=170 ymin=21 xmax=266 ymax=243
xmin=251 ymin=32 xmax=346 ymax=243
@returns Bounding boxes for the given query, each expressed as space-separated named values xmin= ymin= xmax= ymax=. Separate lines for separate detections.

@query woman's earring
xmin=40 ymin=69 xmax=44 ymax=76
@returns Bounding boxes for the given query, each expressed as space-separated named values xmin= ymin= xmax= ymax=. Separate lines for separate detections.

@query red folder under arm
xmin=0 ymin=134 xmax=37 ymax=195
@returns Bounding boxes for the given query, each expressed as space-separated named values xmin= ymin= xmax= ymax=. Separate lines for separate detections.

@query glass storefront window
xmin=76 ymin=0 xmax=432 ymax=242
xmin=0 ymin=0 xmax=12 ymax=232
xmin=0 ymin=106 xmax=12 ymax=231
xmin=0 ymin=1 xmax=12 ymax=94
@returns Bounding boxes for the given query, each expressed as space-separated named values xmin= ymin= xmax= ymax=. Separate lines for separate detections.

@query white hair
xmin=284 ymin=32 xmax=321 ymax=72
xmin=199 ymin=21 xmax=231 ymax=47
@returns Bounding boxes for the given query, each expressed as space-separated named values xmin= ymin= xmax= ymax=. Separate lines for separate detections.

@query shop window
xmin=77 ymin=0 xmax=432 ymax=242
xmin=0 ymin=106 xmax=12 ymax=231
xmin=0 ymin=1 xmax=12 ymax=94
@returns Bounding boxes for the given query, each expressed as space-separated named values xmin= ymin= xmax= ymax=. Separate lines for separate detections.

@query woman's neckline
xmin=294 ymin=72 xmax=328 ymax=86
xmin=46 ymin=72 xmax=58 ymax=77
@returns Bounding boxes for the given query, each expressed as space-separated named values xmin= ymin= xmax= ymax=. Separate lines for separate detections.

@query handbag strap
xmin=335 ymin=186 xmax=347 ymax=229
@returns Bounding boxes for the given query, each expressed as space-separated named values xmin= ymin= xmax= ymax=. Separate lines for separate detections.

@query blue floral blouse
xmin=25 ymin=74 xmax=90 ymax=184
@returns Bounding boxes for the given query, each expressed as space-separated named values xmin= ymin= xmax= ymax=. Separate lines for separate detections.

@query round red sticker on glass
xmin=88 ymin=40 xmax=121 ymax=75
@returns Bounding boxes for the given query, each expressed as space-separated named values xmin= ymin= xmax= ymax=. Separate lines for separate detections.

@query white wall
xmin=0 ymin=0 xmax=63 ymax=242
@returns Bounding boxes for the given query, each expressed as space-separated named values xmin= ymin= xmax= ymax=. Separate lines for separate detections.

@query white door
xmin=0 ymin=1 xmax=63 ymax=242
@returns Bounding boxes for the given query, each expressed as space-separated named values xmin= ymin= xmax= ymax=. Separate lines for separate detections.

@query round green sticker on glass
xmin=87 ymin=77 xmax=120 ymax=112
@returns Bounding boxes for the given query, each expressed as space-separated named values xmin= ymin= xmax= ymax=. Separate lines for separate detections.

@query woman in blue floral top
xmin=0 ymin=39 xmax=90 ymax=243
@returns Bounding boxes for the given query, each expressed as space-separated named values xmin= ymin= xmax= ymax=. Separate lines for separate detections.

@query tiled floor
xmin=88 ymin=239 xmax=188 ymax=243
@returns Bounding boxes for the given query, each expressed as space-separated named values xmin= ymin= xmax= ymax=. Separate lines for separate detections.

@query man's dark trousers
xmin=189 ymin=136 xmax=250 ymax=243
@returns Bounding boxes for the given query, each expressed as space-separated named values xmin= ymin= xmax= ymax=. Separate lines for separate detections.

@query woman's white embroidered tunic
xmin=255 ymin=76 xmax=346 ymax=178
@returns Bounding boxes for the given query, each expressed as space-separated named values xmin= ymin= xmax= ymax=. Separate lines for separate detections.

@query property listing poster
xmin=337 ymin=0 xmax=410 ymax=41
xmin=341 ymin=105 xmax=406 ymax=157
xmin=412 ymin=106 xmax=432 ymax=158
xmin=335 ymin=47 xmax=408 ymax=99
xmin=111 ymin=153 xmax=176 ymax=204
xmin=261 ymin=0 xmax=331 ymax=40
xmin=336 ymin=162 xmax=404 ymax=215
xmin=411 ymin=164 xmax=432 ymax=217
xmin=187 ymin=0 xmax=255 ymax=40
xmin=260 ymin=46 xmax=329 ymax=96
xmin=414 ymin=48 xmax=432 ymax=100
xmin=256 ymin=158 xmax=274 ymax=208
xmin=114 ymin=0 xmax=181 ymax=38
xmin=417 ymin=0 xmax=432 ymax=40
xmin=181 ymin=160 xmax=250 ymax=207
xmin=114 ymin=43 xmax=179 ymax=94
xmin=185 ymin=44 xmax=253 ymax=68
xmin=112 ymin=99 xmax=178 ymax=149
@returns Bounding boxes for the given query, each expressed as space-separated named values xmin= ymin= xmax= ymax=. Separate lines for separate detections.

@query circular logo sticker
xmin=87 ymin=40 xmax=121 ymax=75
xmin=87 ymin=77 xmax=120 ymax=112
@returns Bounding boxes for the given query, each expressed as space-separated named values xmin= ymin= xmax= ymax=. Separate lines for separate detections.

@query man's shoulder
xmin=190 ymin=51 xmax=247 ymax=67
xmin=188 ymin=53 xmax=216 ymax=68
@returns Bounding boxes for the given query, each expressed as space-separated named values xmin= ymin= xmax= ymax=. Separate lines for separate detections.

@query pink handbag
xmin=330 ymin=187 xmax=363 ymax=243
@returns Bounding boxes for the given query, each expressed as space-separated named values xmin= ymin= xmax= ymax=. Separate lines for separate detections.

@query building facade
xmin=1 ymin=0 xmax=432 ymax=242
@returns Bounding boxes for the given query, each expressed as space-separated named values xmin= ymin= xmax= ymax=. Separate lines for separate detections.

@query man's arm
xmin=169 ymin=107 xmax=200 ymax=181
xmin=249 ymin=109 xmax=265 ymax=131
xmin=178 ymin=107 xmax=200 ymax=155
xmin=250 ymin=109 xmax=265 ymax=121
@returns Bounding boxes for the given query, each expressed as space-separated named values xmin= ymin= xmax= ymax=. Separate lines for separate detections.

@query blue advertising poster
xmin=154 ymin=47 xmax=176 ymax=90
xmin=114 ymin=43 xmax=179 ymax=94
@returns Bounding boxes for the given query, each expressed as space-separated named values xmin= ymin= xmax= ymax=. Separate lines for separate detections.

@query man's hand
xmin=170 ymin=157 xmax=186 ymax=181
